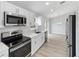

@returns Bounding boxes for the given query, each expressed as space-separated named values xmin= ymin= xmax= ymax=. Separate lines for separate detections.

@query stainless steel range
xmin=1 ymin=31 xmax=31 ymax=57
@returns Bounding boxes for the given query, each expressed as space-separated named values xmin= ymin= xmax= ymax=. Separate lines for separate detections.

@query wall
xmin=49 ymin=11 xmax=76 ymax=35
xmin=0 ymin=1 xmax=36 ymax=41
xmin=49 ymin=15 xmax=67 ymax=35
xmin=76 ymin=3 xmax=79 ymax=57
xmin=39 ymin=16 xmax=46 ymax=31
xmin=71 ymin=3 xmax=79 ymax=57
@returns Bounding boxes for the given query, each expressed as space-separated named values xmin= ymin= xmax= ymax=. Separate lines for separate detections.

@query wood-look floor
xmin=32 ymin=34 xmax=68 ymax=57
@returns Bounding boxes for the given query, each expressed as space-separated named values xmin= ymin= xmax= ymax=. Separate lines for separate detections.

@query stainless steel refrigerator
xmin=66 ymin=15 xmax=76 ymax=57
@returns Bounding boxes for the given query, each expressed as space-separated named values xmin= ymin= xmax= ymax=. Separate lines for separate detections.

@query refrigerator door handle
xmin=66 ymin=37 xmax=72 ymax=47
xmin=66 ymin=36 xmax=69 ymax=44
xmin=67 ymin=44 xmax=72 ymax=47
xmin=66 ymin=36 xmax=68 ymax=40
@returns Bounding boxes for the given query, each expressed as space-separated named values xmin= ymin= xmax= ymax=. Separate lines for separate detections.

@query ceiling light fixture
xmin=45 ymin=2 xmax=49 ymax=6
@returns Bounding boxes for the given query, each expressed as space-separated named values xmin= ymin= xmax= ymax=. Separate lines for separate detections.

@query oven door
xmin=9 ymin=40 xmax=31 ymax=57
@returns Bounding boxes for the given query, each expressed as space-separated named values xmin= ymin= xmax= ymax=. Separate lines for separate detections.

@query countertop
xmin=0 ymin=42 xmax=9 ymax=52
xmin=23 ymin=33 xmax=38 ymax=38
xmin=23 ymin=30 xmax=47 ymax=38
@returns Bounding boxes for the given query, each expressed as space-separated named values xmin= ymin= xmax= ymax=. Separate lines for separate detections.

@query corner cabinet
xmin=31 ymin=32 xmax=45 ymax=55
xmin=0 ymin=43 xmax=9 ymax=57
xmin=0 ymin=50 xmax=8 ymax=57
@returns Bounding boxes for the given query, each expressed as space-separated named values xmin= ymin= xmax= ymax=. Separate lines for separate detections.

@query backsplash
xmin=0 ymin=26 xmax=33 ymax=42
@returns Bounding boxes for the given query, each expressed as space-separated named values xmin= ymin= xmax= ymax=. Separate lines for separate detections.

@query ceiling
xmin=9 ymin=1 xmax=78 ymax=17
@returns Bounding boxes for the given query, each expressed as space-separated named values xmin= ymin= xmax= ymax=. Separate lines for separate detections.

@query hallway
xmin=32 ymin=34 xmax=68 ymax=57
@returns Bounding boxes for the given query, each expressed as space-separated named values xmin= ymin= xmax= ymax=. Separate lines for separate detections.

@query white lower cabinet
xmin=31 ymin=36 xmax=37 ymax=55
xmin=0 ymin=43 xmax=9 ymax=57
xmin=31 ymin=32 xmax=45 ymax=55
xmin=0 ymin=50 xmax=8 ymax=57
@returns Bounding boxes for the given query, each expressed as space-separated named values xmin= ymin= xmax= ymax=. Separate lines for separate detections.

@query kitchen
xmin=0 ymin=1 xmax=47 ymax=57
xmin=0 ymin=1 xmax=79 ymax=57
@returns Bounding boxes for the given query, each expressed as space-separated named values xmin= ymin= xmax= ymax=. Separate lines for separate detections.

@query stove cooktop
xmin=2 ymin=36 xmax=31 ymax=48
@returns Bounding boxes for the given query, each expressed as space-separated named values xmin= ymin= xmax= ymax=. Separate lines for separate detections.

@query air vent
xmin=60 ymin=1 xmax=66 ymax=4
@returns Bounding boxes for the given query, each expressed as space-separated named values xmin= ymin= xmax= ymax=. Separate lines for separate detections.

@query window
xmin=35 ymin=17 xmax=42 ymax=26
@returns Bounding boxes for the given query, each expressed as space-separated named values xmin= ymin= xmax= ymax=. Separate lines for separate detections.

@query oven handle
xmin=10 ymin=40 xmax=31 ymax=52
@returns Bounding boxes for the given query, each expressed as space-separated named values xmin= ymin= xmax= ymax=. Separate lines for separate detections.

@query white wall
xmin=49 ymin=14 xmax=68 ymax=35
xmin=70 ymin=2 xmax=79 ymax=57
xmin=49 ymin=15 xmax=66 ymax=35
xmin=76 ymin=3 xmax=79 ymax=57
xmin=49 ymin=11 xmax=76 ymax=35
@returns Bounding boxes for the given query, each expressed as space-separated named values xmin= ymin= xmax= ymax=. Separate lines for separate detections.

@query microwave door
xmin=4 ymin=12 xmax=25 ymax=26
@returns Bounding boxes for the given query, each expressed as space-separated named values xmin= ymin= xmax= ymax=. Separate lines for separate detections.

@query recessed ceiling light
xmin=45 ymin=2 xmax=49 ymax=6
xmin=51 ymin=9 xmax=53 ymax=12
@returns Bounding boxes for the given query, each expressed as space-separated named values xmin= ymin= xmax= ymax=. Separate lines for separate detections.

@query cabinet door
xmin=31 ymin=33 xmax=45 ymax=56
xmin=40 ymin=33 xmax=45 ymax=46
xmin=31 ymin=35 xmax=41 ymax=55
xmin=31 ymin=37 xmax=36 ymax=55
xmin=36 ymin=33 xmax=45 ymax=50
xmin=42 ymin=33 xmax=45 ymax=44
xmin=0 ymin=50 xmax=8 ymax=57
xmin=35 ymin=35 xmax=41 ymax=50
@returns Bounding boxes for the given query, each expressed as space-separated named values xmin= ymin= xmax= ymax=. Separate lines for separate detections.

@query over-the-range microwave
xmin=4 ymin=12 xmax=26 ymax=26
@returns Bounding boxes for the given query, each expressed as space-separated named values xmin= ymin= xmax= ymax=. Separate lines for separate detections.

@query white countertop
xmin=0 ymin=42 xmax=9 ymax=52
xmin=23 ymin=33 xmax=38 ymax=38
xmin=23 ymin=30 xmax=46 ymax=38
